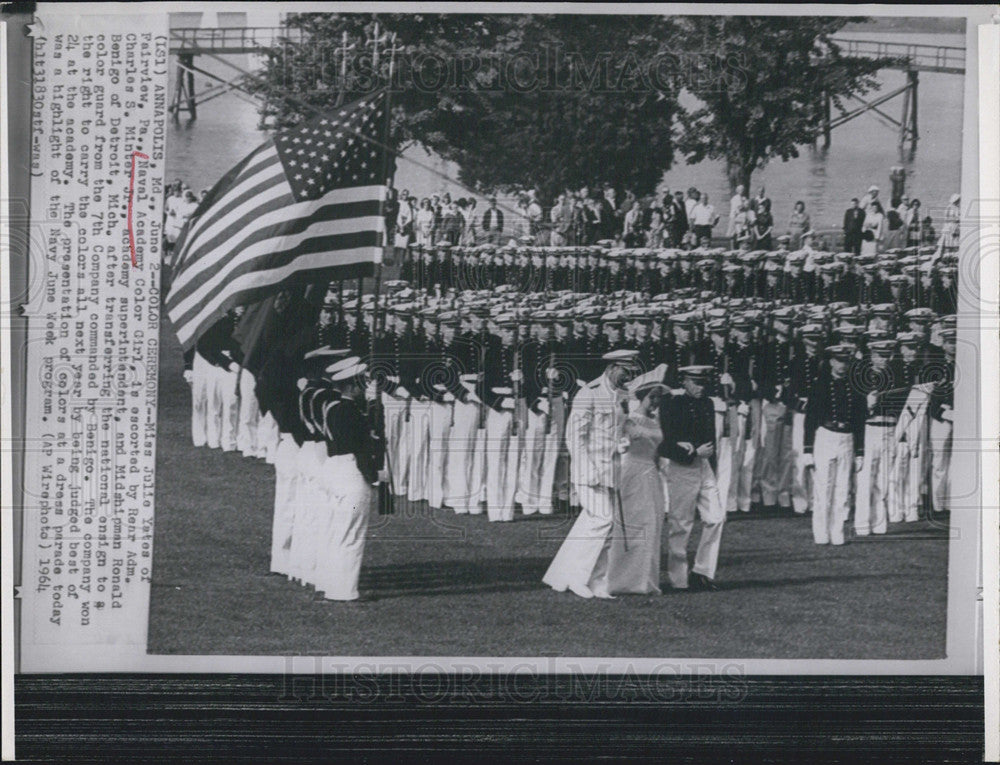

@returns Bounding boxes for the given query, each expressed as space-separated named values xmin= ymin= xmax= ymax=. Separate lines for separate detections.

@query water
xmin=166 ymin=31 xmax=965 ymax=236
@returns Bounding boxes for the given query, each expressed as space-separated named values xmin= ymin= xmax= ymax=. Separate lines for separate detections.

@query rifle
xmin=512 ymin=339 xmax=521 ymax=437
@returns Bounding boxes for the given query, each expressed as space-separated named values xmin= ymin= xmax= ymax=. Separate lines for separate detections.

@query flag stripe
xmin=175 ymin=255 xmax=376 ymax=348
xmin=167 ymin=186 xmax=383 ymax=305
xmin=168 ymin=182 xmax=295 ymax=295
xmin=181 ymin=148 xmax=285 ymax=247
xmin=168 ymin=210 xmax=384 ymax=326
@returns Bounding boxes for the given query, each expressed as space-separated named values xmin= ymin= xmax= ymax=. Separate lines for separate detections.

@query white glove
xmin=854 ymin=456 xmax=864 ymax=473
xmin=365 ymin=381 xmax=378 ymax=401
xmin=396 ymin=386 xmax=411 ymax=400
xmin=546 ymin=367 xmax=558 ymax=380
xmin=720 ymin=372 xmax=734 ymax=388
xmin=500 ymin=397 xmax=515 ymax=410
xmin=866 ymin=392 xmax=878 ymax=410
xmin=536 ymin=399 xmax=550 ymax=415
xmin=801 ymin=453 xmax=814 ymax=468
xmin=183 ymin=369 xmax=193 ymax=386
xmin=940 ymin=405 xmax=953 ymax=422
xmin=443 ymin=392 xmax=455 ymax=403
xmin=737 ymin=402 xmax=749 ymax=416
xmin=296 ymin=378 xmax=308 ymax=391
xmin=377 ymin=468 xmax=390 ymax=483
xmin=228 ymin=362 xmax=239 ymax=374
xmin=509 ymin=369 xmax=524 ymax=382
xmin=774 ymin=385 xmax=784 ymax=400
xmin=617 ymin=436 xmax=630 ymax=454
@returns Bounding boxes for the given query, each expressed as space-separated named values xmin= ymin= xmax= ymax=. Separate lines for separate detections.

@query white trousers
xmin=427 ymin=400 xmax=453 ymax=509
xmin=406 ymin=399 xmax=432 ymax=503
xmin=542 ymin=485 xmax=615 ymax=595
xmin=544 ymin=396 xmax=570 ymax=506
xmin=711 ymin=398 xmax=735 ymax=513
xmin=728 ymin=400 xmax=760 ymax=512
xmin=892 ymin=408 xmax=928 ymax=523
xmin=759 ymin=400 xmax=793 ymax=507
xmin=444 ymin=399 xmax=480 ymax=512
xmin=270 ymin=436 xmax=300 ymax=575
xmin=485 ymin=407 xmax=519 ymax=521
xmin=811 ymin=427 xmax=854 ymax=545
xmin=257 ymin=412 xmax=281 ymax=464
xmin=236 ymin=370 xmax=260 ymax=457
xmin=191 ymin=352 xmax=213 ymax=448
xmin=382 ymin=392 xmax=410 ymax=498
xmin=855 ymin=423 xmax=896 ymax=535
xmin=313 ymin=454 xmax=371 ymax=601
xmin=790 ymin=412 xmax=813 ymax=514
xmin=213 ymin=364 xmax=240 ymax=452
xmin=665 ymin=457 xmax=725 ymax=587
xmin=287 ymin=441 xmax=328 ymax=585
xmin=517 ymin=409 xmax=549 ymax=515
xmin=929 ymin=416 xmax=953 ymax=513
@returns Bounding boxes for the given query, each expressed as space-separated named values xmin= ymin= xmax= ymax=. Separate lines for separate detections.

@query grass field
xmin=148 ymin=321 xmax=949 ymax=658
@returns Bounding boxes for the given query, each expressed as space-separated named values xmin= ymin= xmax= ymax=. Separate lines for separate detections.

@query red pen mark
xmin=128 ymin=150 xmax=150 ymax=267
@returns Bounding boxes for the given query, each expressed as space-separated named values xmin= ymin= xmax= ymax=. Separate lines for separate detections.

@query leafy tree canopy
xmin=247 ymin=13 xmax=895 ymax=200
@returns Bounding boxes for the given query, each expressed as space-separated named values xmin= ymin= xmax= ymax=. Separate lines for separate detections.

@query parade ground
xmin=147 ymin=320 xmax=950 ymax=659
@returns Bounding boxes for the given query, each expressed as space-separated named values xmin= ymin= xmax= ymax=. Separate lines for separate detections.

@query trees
xmin=248 ymin=14 xmax=896 ymax=200
xmin=670 ymin=16 xmax=894 ymax=194
xmin=248 ymin=13 xmax=679 ymax=200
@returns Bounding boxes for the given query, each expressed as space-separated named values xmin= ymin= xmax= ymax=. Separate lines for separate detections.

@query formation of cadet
xmin=184 ymin=238 xmax=958 ymax=597
xmin=353 ymin=242 xmax=957 ymax=542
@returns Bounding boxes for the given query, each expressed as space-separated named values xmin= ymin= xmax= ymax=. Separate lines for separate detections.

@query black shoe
xmin=689 ymin=573 xmax=719 ymax=591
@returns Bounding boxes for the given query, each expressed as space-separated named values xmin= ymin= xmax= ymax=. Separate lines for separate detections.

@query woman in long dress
xmin=607 ymin=379 xmax=667 ymax=596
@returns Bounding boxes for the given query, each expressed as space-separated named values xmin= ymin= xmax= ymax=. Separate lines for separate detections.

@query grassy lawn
xmin=148 ymin=321 xmax=948 ymax=658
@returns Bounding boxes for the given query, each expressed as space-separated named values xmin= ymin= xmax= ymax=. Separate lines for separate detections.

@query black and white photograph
xmin=142 ymin=6 xmax=982 ymax=663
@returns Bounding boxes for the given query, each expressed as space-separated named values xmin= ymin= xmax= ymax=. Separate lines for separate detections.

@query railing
xmin=829 ymin=37 xmax=966 ymax=73
xmin=170 ymin=26 xmax=309 ymax=52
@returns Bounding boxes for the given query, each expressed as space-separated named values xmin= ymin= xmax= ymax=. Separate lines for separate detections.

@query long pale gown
xmin=607 ymin=412 xmax=665 ymax=595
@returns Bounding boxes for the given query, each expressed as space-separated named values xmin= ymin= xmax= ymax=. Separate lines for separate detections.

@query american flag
xmin=166 ymin=92 xmax=394 ymax=351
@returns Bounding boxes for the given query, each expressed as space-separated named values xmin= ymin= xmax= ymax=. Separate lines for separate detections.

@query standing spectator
xmin=646 ymin=207 xmax=666 ymax=248
xmin=842 ymin=197 xmax=865 ymax=255
xmin=730 ymin=199 xmax=755 ymax=249
xmin=527 ymin=190 xmax=544 ymax=237
xmin=689 ymin=192 xmax=719 ymax=244
xmin=601 ymin=184 xmax=619 ymax=238
xmin=750 ymin=186 xmax=770 ymax=215
xmin=550 ymin=192 xmax=568 ymax=246
xmin=416 ymin=198 xmax=435 ymax=246
xmin=860 ymin=200 xmax=885 ymax=257
xmin=465 ymin=198 xmax=479 ymax=244
xmin=163 ymin=183 xmax=185 ymax=254
xmin=753 ymin=199 xmax=773 ymax=250
xmin=921 ymin=214 xmax=937 ymax=246
xmin=623 ymin=199 xmax=644 ymax=247
xmin=788 ymin=201 xmax=811 ymax=250
xmin=514 ymin=194 xmax=531 ymax=242
xmin=430 ymin=194 xmax=443 ymax=243
xmin=481 ymin=197 xmax=505 ymax=245
xmin=882 ymin=196 xmax=907 ymax=250
xmin=395 ymin=188 xmax=415 ymax=252
xmin=669 ymin=190 xmax=689 ymax=246
xmin=441 ymin=201 xmax=464 ymax=245
xmin=905 ymin=198 xmax=923 ymax=247
xmin=727 ymin=184 xmax=748 ymax=243
xmin=942 ymin=193 xmax=960 ymax=251
xmin=862 ymin=184 xmax=880 ymax=211
xmin=685 ymin=187 xmax=701 ymax=222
